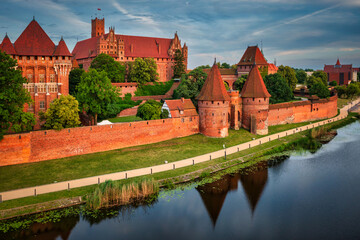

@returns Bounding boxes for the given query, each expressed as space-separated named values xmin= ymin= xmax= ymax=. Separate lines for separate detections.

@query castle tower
xmin=228 ymin=91 xmax=241 ymax=130
xmin=91 ymin=17 xmax=104 ymax=38
xmin=197 ymin=62 xmax=231 ymax=138
xmin=240 ymin=64 xmax=271 ymax=135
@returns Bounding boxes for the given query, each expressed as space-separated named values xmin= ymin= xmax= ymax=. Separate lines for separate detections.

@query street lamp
xmin=223 ymin=144 xmax=226 ymax=160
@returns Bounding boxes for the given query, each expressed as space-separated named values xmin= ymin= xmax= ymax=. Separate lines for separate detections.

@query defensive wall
xmin=268 ymin=95 xmax=338 ymax=126
xmin=0 ymin=116 xmax=199 ymax=167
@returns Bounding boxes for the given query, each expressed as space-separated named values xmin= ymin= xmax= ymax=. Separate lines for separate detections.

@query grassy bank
xmin=108 ymin=115 xmax=142 ymax=123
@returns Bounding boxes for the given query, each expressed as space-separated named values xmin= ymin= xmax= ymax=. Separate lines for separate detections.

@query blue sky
xmin=1 ymin=0 xmax=359 ymax=70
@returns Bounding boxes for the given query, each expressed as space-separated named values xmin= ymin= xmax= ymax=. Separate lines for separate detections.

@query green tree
xmin=277 ymin=65 xmax=298 ymax=91
xmin=295 ymin=69 xmax=307 ymax=84
xmin=220 ymin=62 xmax=231 ymax=69
xmin=234 ymin=75 xmax=247 ymax=91
xmin=39 ymin=95 xmax=80 ymax=130
xmin=0 ymin=51 xmax=35 ymax=138
xmin=195 ymin=65 xmax=211 ymax=70
xmin=172 ymin=68 xmax=208 ymax=106
xmin=69 ymin=68 xmax=85 ymax=96
xmin=306 ymin=75 xmax=323 ymax=89
xmin=329 ymin=81 xmax=338 ymax=86
xmin=346 ymin=83 xmax=360 ymax=99
xmin=90 ymin=53 xmax=125 ymax=83
xmin=173 ymin=49 xmax=186 ymax=78
xmin=264 ymin=73 xmax=294 ymax=104
xmin=309 ymin=81 xmax=330 ymax=98
xmin=136 ymin=99 xmax=166 ymax=120
xmin=312 ymin=70 xmax=328 ymax=86
xmin=76 ymin=69 xmax=120 ymax=125
xmin=335 ymin=85 xmax=347 ymax=98
xmin=129 ymin=58 xmax=159 ymax=84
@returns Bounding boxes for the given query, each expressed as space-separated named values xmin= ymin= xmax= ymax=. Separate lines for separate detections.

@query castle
xmin=324 ymin=58 xmax=357 ymax=85
xmin=0 ymin=19 xmax=72 ymax=124
xmin=72 ymin=17 xmax=188 ymax=82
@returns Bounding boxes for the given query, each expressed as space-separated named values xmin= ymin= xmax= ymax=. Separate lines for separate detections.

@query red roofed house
xmin=72 ymin=17 xmax=188 ymax=82
xmin=324 ymin=58 xmax=355 ymax=85
xmin=0 ymin=18 xmax=72 ymax=128
xmin=162 ymin=98 xmax=197 ymax=118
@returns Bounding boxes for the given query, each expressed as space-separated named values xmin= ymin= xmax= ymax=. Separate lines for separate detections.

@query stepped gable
xmin=53 ymin=37 xmax=72 ymax=56
xmin=14 ymin=19 xmax=55 ymax=56
xmin=238 ymin=46 xmax=267 ymax=66
xmin=0 ymin=34 xmax=17 ymax=55
xmin=240 ymin=65 xmax=271 ymax=98
xmin=197 ymin=63 xmax=231 ymax=101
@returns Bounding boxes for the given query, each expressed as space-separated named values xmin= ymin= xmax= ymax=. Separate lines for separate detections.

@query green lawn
xmin=337 ymin=98 xmax=352 ymax=108
xmin=108 ymin=116 xmax=142 ymax=123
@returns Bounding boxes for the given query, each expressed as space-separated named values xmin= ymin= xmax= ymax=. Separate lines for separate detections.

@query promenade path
xmin=1 ymin=99 xmax=359 ymax=202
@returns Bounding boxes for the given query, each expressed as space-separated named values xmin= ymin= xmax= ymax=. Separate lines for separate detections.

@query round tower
xmin=197 ymin=63 xmax=231 ymax=138
xmin=240 ymin=65 xmax=271 ymax=135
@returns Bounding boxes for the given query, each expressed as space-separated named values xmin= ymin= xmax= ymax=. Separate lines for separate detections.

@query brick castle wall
xmin=0 ymin=116 xmax=199 ymax=167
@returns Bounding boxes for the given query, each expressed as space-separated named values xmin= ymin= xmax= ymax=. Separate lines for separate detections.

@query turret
xmin=197 ymin=62 xmax=231 ymax=138
xmin=240 ymin=64 xmax=271 ymax=135
xmin=91 ymin=17 xmax=104 ymax=38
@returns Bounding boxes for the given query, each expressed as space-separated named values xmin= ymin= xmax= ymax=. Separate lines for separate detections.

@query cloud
xmin=340 ymin=48 xmax=360 ymax=52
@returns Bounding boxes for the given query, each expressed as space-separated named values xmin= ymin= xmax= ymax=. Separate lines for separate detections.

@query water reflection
xmin=196 ymin=162 xmax=269 ymax=226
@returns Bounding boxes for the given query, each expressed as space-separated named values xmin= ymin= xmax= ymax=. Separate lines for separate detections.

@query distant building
xmin=324 ymin=59 xmax=354 ymax=85
xmin=0 ymin=18 xmax=72 ymax=127
xmin=162 ymin=98 xmax=197 ymax=118
xmin=72 ymin=17 xmax=188 ymax=82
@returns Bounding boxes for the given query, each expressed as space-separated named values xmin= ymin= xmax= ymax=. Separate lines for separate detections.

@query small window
xmin=39 ymin=74 xmax=45 ymax=83
xmin=181 ymin=118 xmax=185 ymax=123
xmin=50 ymin=74 xmax=55 ymax=83
xmin=40 ymin=101 xmax=45 ymax=109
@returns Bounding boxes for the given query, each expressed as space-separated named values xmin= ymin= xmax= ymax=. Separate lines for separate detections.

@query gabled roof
xmin=240 ymin=65 xmax=271 ymax=98
xmin=14 ymin=19 xmax=56 ymax=56
xmin=336 ymin=58 xmax=341 ymax=66
xmin=53 ymin=38 xmax=72 ymax=56
xmin=238 ymin=46 xmax=268 ymax=66
xmin=164 ymin=98 xmax=197 ymax=118
xmin=72 ymin=36 xmax=99 ymax=59
xmin=0 ymin=34 xmax=16 ymax=55
xmin=197 ymin=63 xmax=231 ymax=101
xmin=268 ymin=63 xmax=278 ymax=71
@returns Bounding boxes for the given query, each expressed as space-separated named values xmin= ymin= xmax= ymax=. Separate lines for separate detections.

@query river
xmin=3 ymin=121 xmax=360 ymax=240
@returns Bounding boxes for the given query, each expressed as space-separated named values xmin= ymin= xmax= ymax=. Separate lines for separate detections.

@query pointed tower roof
xmin=53 ymin=37 xmax=72 ymax=56
xmin=14 ymin=19 xmax=55 ymax=56
xmin=240 ymin=65 xmax=271 ymax=98
xmin=238 ymin=46 xmax=268 ymax=66
xmin=0 ymin=34 xmax=17 ymax=55
xmin=197 ymin=63 xmax=231 ymax=101
xmin=335 ymin=58 xmax=341 ymax=66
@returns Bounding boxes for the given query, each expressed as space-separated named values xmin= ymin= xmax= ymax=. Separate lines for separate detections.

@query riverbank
xmin=1 ymin=110 xmax=358 ymax=221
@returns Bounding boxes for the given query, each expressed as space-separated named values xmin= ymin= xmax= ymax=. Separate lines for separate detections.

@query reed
xmin=86 ymin=178 xmax=159 ymax=209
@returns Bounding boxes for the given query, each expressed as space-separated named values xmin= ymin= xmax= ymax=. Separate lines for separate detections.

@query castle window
xmin=50 ymin=74 xmax=55 ymax=83
xmin=212 ymin=113 xmax=214 ymax=116
xmin=50 ymin=56 xmax=52 ymax=60
xmin=40 ymin=101 xmax=45 ymax=109
xmin=121 ymin=57 xmax=123 ymax=60
xmin=39 ymin=74 xmax=45 ymax=83
xmin=218 ymin=102 xmax=220 ymax=105
xmin=41 ymin=57 xmax=45 ymax=61
xmin=62 ymin=56 xmax=65 ymax=60
xmin=181 ymin=118 xmax=185 ymax=123
xmin=27 ymin=56 xmax=30 ymax=60
xmin=253 ymin=98 xmax=255 ymax=101
xmin=212 ymin=101 xmax=214 ymax=104
xmin=27 ymin=74 xmax=33 ymax=83
xmin=264 ymin=98 xmax=266 ymax=101
xmin=259 ymin=100 xmax=261 ymax=102
xmin=35 ymin=56 xmax=38 ymax=60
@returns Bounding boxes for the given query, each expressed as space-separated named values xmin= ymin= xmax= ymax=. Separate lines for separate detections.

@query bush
xmin=329 ymin=81 xmax=338 ymax=86
xmin=309 ymin=81 xmax=330 ymax=98
xmin=100 ymin=94 xmax=141 ymax=120
xmin=135 ymin=80 xmax=174 ymax=96
xmin=136 ymin=99 xmax=168 ymax=120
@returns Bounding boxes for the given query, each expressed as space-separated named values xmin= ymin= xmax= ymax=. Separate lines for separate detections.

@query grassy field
xmin=108 ymin=116 xmax=142 ymax=123
xmin=337 ymin=98 xmax=352 ymax=108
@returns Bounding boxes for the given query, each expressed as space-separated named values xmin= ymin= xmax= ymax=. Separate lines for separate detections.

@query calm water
xmin=5 ymin=121 xmax=360 ymax=240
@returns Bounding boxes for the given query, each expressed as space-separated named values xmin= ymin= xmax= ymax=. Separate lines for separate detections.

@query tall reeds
xmin=87 ymin=178 xmax=159 ymax=209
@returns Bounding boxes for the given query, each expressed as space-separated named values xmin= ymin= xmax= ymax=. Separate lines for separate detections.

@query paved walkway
xmin=1 ymin=99 xmax=359 ymax=202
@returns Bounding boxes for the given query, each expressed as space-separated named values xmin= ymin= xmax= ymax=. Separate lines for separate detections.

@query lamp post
xmin=223 ymin=144 xmax=226 ymax=160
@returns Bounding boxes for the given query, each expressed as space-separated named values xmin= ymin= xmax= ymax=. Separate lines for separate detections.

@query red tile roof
xmin=202 ymin=68 xmax=236 ymax=75
xmin=197 ymin=63 xmax=231 ymax=101
xmin=240 ymin=65 xmax=271 ymax=98
xmin=336 ymin=58 xmax=341 ymax=66
xmin=72 ymin=34 xmax=174 ymax=60
xmin=164 ymin=98 xmax=197 ymax=118
xmin=14 ymin=20 xmax=56 ymax=56
xmin=268 ymin=63 xmax=278 ymax=72
xmin=238 ymin=46 xmax=268 ymax=66
xmin=53 ymin=38 xmax=72 ymax=56
xmin=0 ymin=35 xmax=16 ymax=55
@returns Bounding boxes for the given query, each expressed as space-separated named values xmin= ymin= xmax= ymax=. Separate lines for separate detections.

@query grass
xmin=135 ymin=80 xmax=174 ymax=96
xmin=337 ymin=98 xmax=352 ymax=108
xmin=107 ymin=116 xmax=142 ymax=123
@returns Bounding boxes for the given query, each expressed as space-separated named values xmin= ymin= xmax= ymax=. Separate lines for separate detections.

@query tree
xmin=295 ymin=69 xmax=307 ymax=84
xmin=234 ymin=75 xmax=247 ymax=91
xmin=306 ymin=75 xmax=323 ymax=89
xmin=173 ymin=49 xmax=186 ymax=78
xmin=264 ymin=73 xmax=294 ymax=104
xmin=277 ymin=65 xmax=298 ymax=91
xmin=129 ymin=58 xmax=158 ymax=84
xmin=0 ymin=51 xmax=35 ymax=138
xmin=312 ymin=70 xmax=328 ymax=86
xmin=69 ymin=68 xmax=85 ymax=96
xmin=39 ymin=95 xmax=80 ymax=130
xmin=90 ymin=53 xmax=125 ymax=83
xmin=136 ymin=99 xmax=167 ymax=120
xmin=346 ymin=83 xmax=360 ymax=99
xmin=76 ymin=69 xmax=120 ymax=125
xmin=309 ymin=81 xmax=330 ymax=99
xmin=335 ymin=85 xmax=347 ymax=98
xmin=220 ymin=62 xmax=231 ymax=69
xmin=172 ymin=68 xmax=208 ymax=106
xmin=329 ymin=81 xmax=338 ymax=86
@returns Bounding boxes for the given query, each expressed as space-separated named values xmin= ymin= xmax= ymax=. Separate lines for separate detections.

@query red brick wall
xmin=242 ymin=97 xmax=269 ymax=135
xmin=0 ymin=116 xmax=199 ymax=167
xmin=268 ymin=95 xmax=338 ymax=126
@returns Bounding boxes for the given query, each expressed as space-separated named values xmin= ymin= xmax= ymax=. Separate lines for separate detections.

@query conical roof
xmin=14 ymin=19 xmax=55 ymax=56
xmin=336 ymin=58 xmax=341 ymax=66
xmin=197 ymin=63 xmax=230 ymax=101
xmin=240 ymin=65 xmax=271 ymax=98
xmin=0 ymin=34 xmax=16 ymax=55
xmin=53 ymin=38 xmax=72 ymax=56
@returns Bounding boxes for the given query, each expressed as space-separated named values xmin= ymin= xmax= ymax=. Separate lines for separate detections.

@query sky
xmin=0 ymin=0 xmax=359 ymax=70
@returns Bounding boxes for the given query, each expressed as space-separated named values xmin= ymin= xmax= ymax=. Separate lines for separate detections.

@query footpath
xmin=1 ymin=99 xmax=359 ymax=202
